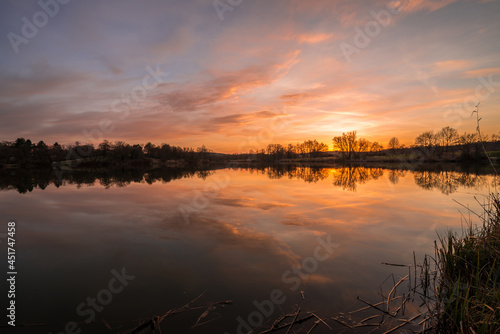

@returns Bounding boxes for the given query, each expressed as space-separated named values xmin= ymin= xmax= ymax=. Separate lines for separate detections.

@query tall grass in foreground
xmin=431 ymin=103 xmax=499 ymax=333
xmin=333 ymin=105 xmax=500 ymax=333
xmin=432 ymin=192 xmax=500 ymax=333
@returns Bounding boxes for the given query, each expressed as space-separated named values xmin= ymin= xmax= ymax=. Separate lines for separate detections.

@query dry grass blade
xmin=386 ymin=275 xmax=408 ymax=314
xmin=192 ymin=313 xmax=222 ymax=328
xmin=310 ymin=312 xmax=332 ymax=330
xmin=357 ymin=297 xmax=394 ymax=317
xmin=349 ymin=296 xmax=402 ymax=314
xmin=391 ymin=295 xmax=409 ymax=317
xmin=102 ymin=319 xmax=113 ymax=331
xmin=269 ymin=314 xmax=288 ymax=330
xmin=413 ymin=251 xmax=417 ymax=291
xmin=257 ymin=314 xmax=315 ymax=334
xmin=359 ymin=315 xmax=379 ymax=323
xmin=285 ymin=307 xmax=300 ymax=334
xmin=123 ymin=291 xmax=233 ymax=334
xmin=381 ymin=262 xmax=409 ymax=267
xmin=418 ymin=315 xmax=431 ymax=325
xmin=452 ymin=199 xmax=482 ymax=219
xmin=354 ymin=323 xmax=382 ymax=328
xmin=192 ymin=305 xmax=216 ymax=327
xmin=382 ymin=313 xmax=421 ymax=334
xmin=306 ymin=320 xmax=319 ymax=334
xmin=331 ymin=317 xmax=355 ymax=329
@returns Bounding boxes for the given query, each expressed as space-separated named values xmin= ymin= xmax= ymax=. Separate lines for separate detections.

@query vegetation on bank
xmin=332 ymin=112 xmax=500 ymax=332
xmin=2 ymin=126 xmax=500 ymax=169
xmin=432 ymin=193 xmax=500 ymax=333
xmin=331 ymin=189 xmax=500 ymax=333
xmin=0 ymin=138 xmax=215 ymax=168
xmin=232 ymin=126 xmax=500 ymax=163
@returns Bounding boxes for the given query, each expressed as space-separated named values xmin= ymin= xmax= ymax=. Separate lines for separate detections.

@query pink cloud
xmin=296 ymin=33 xmax=334 ymax=44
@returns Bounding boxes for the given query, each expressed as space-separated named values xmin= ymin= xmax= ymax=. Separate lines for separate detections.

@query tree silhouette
xmin=438 ymin=126 xmax=459 ymax=152
xmin=388 ymin=137 xmax=400 ymax=154
xmin=332 ymin=131 xmax=357 ymax=160
xmin=458 ymin=132 xmax=479 ymax=159
xmin=371 ymin=142 xmax=384 ymax=153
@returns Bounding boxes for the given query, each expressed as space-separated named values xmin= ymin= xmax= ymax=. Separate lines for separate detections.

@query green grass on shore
xmin=433 ymin=193 xmax=500 ymax=333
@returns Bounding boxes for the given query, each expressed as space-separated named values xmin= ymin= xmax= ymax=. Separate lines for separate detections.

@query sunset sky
xmin=1 ymin=0 xmax=499 ymax=153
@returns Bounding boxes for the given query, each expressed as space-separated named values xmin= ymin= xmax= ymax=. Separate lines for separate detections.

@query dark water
xmin=0 ymin=165 xmax=496 ymax=333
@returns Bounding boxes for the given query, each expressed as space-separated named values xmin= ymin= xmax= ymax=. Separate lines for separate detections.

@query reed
xmin=432 ymin=192 xmax=500 ymax=333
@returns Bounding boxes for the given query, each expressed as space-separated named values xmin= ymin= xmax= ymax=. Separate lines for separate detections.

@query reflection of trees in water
xmin=290 ymin=167 xmax=329 ymax=183
xmin=260 ymin=166 xmax=384 ymax=191
xmin=265 ymin=165 xmax=290 ymax=180
xmin=0 ymin=168 xmax=207 ymax=194
xmin=388 ymin=169 xmax=407 ymax=184
xmin=413 ymin=170 xmax=487 ymax=195
xmin=264 ymin=166 xmax=329 ymax=183
xmin=1 ymin=165 xmax=494 ymax=195
xmin=259 ymin=165 xmax=492 ymax=194
xmin=332 ymin=167 xmax=384 ymax=192
xmin=492 ymin=176 xmax=500 ymax=190
xmin=0 ymin=168 xmax=53 ymax=194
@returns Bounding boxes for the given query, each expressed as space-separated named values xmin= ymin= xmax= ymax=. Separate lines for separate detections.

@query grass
xmin=432 ymin=192 xmax=500 ymax=333
xmin=487 ymin=151 xmax=500 ymax=158
xmin=331 ymin=188 xmax=500 ymax=333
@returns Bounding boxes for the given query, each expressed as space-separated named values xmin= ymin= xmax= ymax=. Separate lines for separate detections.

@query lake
xmin=0 ymin=165 xmax=496 ymax=333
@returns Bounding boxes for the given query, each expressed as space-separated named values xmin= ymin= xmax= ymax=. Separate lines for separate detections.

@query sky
xmin=0 ymin=0 xmax=499 ymax=153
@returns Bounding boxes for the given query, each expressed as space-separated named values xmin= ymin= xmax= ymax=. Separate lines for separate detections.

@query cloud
xmin=396 ymin=0 xmax=460 ymax=14
xmin=150 ymin=26 xmax=196 ymax=57
xmin=209 ymin=110 xmax=284 ymax=127
xmin=0 ymin=60 xmax=91 ymax=99
xmin=462 ymin=67 xmax=500 ymax=78
xmin=0 ymin=0 xmax=499 ymax=150
xmin=99 ymin=56 xmax=123 ymax=75
xmin=151 ymin=51 xmax=300 ymax=113
xmin=296 ymin=33 xmax=334 ymax=44
xmin=433 ymin=59 xmax=474 ymax=74
xmin=214 ymin=196 xmax=294 ymax=210
xmin=280 ymin=92 xmax=318 ymax=105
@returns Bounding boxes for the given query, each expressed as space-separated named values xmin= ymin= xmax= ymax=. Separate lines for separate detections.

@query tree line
xmin=234 ymin=139 xmax=330 ymax=162
xmin=0 ymin=138 xmax=213 ymax=168
xmin=1 ymin=125 xmax=499 ymax=168
xmin=332 ymin=127 xmax=500 ymax=161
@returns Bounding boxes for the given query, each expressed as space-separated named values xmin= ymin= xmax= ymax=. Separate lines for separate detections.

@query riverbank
xmin=432 ymin=192 xmax=500 ymax=333
xmin=331 ymin=180 xmax=499 ymax=332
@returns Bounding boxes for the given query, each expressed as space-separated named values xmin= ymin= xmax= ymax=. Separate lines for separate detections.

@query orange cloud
xmin=462 ymin=67 xmax=500 ymax=78
xmin=296 ymin=33 xmax=334 ymax=44
xmin=433 ymin=59 xmax=473 ymax=73
xmin=396 ymin=0 xmax=460 ymax=14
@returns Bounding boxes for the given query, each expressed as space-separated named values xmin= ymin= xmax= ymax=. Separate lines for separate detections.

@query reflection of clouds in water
xmin=214 ymin=196 xmax=294 ymax=210
xmin=0 ymin=166 xmax=495 ymax=330
xmin=155 ymin=213 xmax=305 ymax=269
xmin=281 ymin=213 xmax=318 ymax=226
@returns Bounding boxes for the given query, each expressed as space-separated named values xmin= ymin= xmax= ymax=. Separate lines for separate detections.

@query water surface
xmin=0 ymin=166 xmax=495 ymax=333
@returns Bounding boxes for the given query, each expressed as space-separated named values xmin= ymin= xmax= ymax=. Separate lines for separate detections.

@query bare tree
xmin=332 ymin=131 xmax=357 ymax=160
xmin=492 ymin=132 xmax=500 ymax=143
xmin=438 ymin=126 xmax=459 ymax=152
xmin=415 ymin=131 xmax=435 ymax=148
xmin=458 ymin=132 xmax=478 ymax=158
xmin=371 ymin=142 xmax=384 ymax=152
xmin=388 ymin=137 xmax=400 ymax=154
xmin=358 ymin=138 xmax=371 ymax=153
